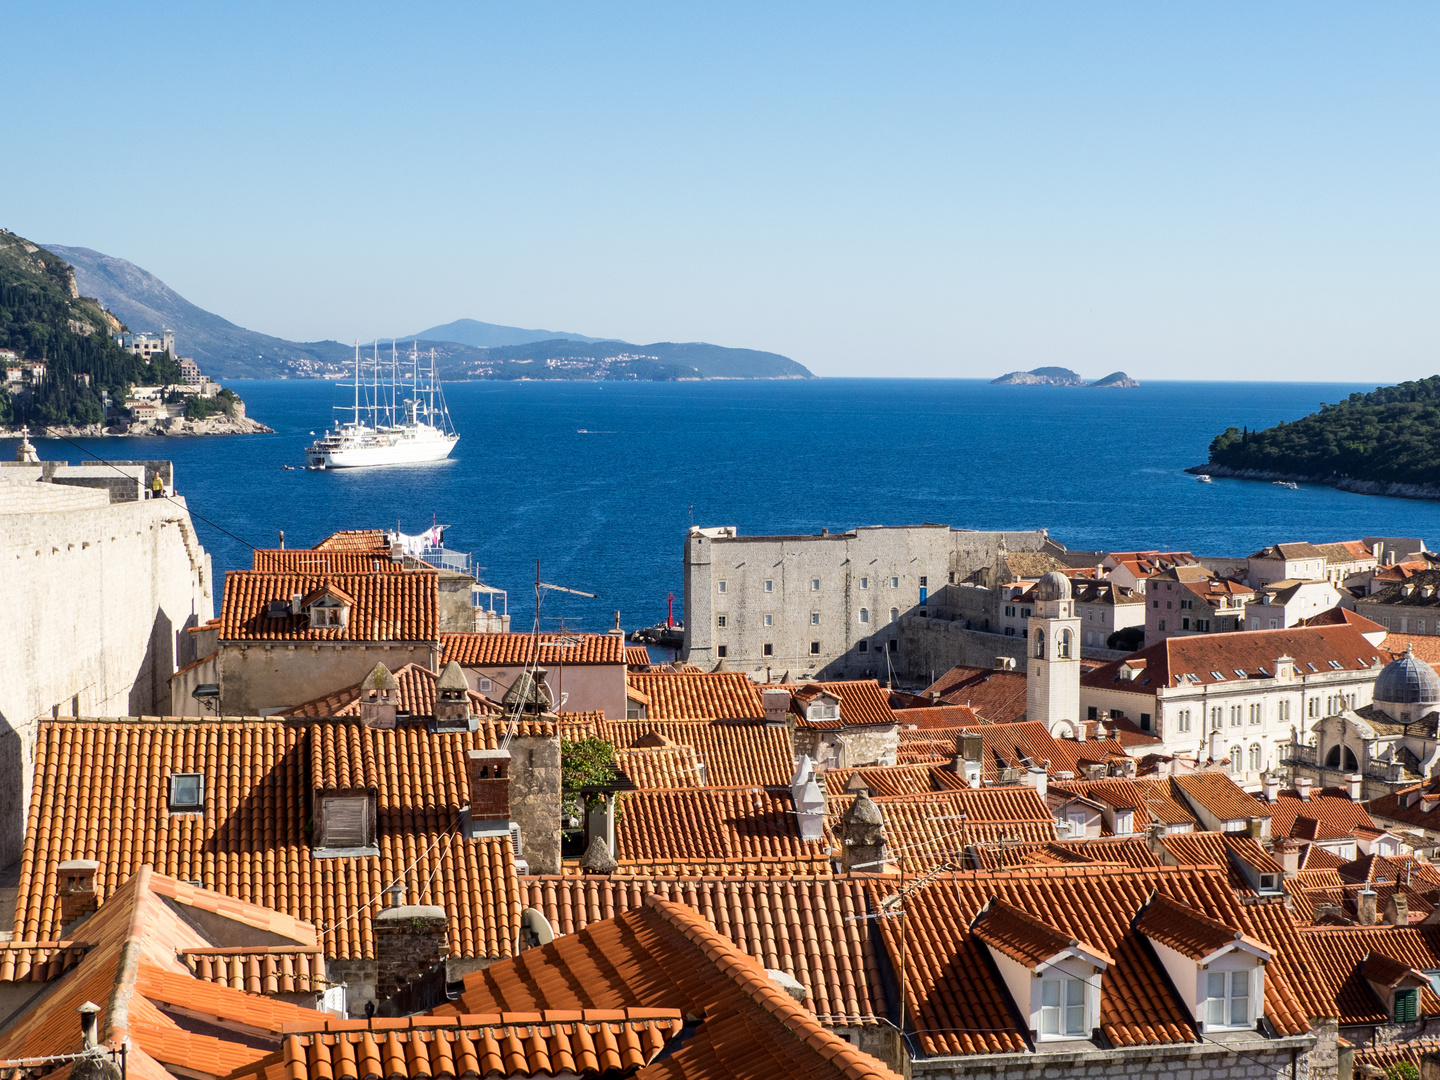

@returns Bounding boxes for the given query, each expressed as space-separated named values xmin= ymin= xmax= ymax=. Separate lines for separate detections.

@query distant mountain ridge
xmin=992 ymin=366 xmax=1138 ymax=387
xmin=48 ymin=244 xmax=812 ymax=381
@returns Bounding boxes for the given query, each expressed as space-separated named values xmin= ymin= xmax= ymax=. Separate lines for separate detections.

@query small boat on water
xmin=1197 ymin=474 xmax=1212 ymax=483
xmin=1272 ymin=480 xmax=1299 ymax=490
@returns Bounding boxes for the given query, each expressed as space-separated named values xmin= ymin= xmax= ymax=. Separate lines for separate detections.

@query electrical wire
xmin=37 ymin=427 xmax=261 ymax=552
xmin=313 ymin=817 xmax=460 ymax=939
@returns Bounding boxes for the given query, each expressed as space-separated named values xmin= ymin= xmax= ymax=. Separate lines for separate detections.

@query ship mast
xmin=352 ymin=340 xmax=360 ymax=427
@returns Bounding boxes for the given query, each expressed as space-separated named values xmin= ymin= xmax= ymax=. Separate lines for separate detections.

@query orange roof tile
xmin=1263 ymin=787 xmax=1375 ymax=840
xmin=277 ymin=663 xmax=501 ymax=720
xmin=1299 ymin=924 xmax=1440 ymax=1023
xmin=625 ymin=671 xmax=765 ymax=720
xmin=561 ymin=717 xmax=794 ymax=787
xmin=312 ymin=529 xmax=389 ymax=552
xmin=436 ymin=896 xmax=903 ymax=1079
xmin=220 ymin=571 xmax=439 ymax=642
xmin=919 ymin=665 xmax=1028 ymax=722
xmin=1301 ymin=606 xmax=1386 ymax=634
xmin=1171 ymin=771 xmax=1269 ymax=822
xmin=971 ymin=898 xmax=1113 ymax=969
xmin=17 ymin=718 xmax=530 ymax=961
xmin=612 ymin=787 xmax=832 ymax=875
xmin=229 ymin=1011 xmax=686 ymax=1080
xmin=823 ymin=763 xmax=967 ymax=798
xmin=891 ymin=703 xmax=983 ymax=729
xmin=0 ymin=940 xmax=87 ymax=982
xmin=252 ymin=549 xmax=410 ymax=573
xmin=786 ymin=681 xmax=895 ymax=728
xmin=625 ymin=645 xmax=653 ymax=668
xmin=1051 ymin=777 xmax=1199 ymax=829
xmin=441 ymin=631 xmax=626 ymax=666
xmin=515 ymin=876 xmax=886 ymax=1024
xmin=967 ymin=837 xmax=1161 ymax=871
xmin=1134 ymin=892 xmax=1268 ymax=960
xmin=611 ymin=744 xmax=705 ymax=789
xmin=180 ymin=947 xmax=329 ymax=995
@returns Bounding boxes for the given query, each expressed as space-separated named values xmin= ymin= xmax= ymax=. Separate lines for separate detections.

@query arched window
xmin=1059 ymin=629 xmax=1072 ymax=659
xmin=1248 ymin=744 xmax=1261 ymax=772
xmin=1325 ymin=745 xmax=1341 ymax=768
xmin=859 ymin=608 xmax=869 ymax=625
xmin=1324 ymin=744 xmax=1360 ymax=771
xmin=889 ymin=608 xmax=899 ymax=624
xmin=1229 ymin=746 xmax=1242 ymax=775
xmin=1034 ymin=630 xmax=1045 ymax=659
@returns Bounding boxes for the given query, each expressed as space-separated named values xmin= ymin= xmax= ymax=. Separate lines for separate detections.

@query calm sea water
xmin=14 ymin=378 xmax=1440 ymax=633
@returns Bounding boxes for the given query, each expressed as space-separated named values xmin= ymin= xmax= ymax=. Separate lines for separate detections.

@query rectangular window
xmin=919 ymin=576 xmax=927 ymax=588
xmin=858 ymin=640 xmax=868 ymax=653
xmin=763 ymin=613 xmax=773 ymax=627
xmin=716 ymin=615 xmax=727 ymax=628
xmin=811 ymin=578 xmax=820 ymax=591
xmin=1040 ymin=978 xmax=1086 ymax=1037
xmin=764 ymin=579 xmax=773 ymax=592
xmin=1206 ymin=972 xmax=1251 ymax=1028
xmin=1182 ymin=617 xmax=1190 ymax=630
xmin=810 ymin=642 xmax=821 ymax=655
xmin=763 ymin=643 xmax=773 ymax=657
xmin=859 ymin=608 xmax=870 ymax=624
xmin=169 ymin=773 xmax=204 ymax=812
xmin=1178 ymin=709 xmax=1191 ymax=732
xmin=1396 ymin=988 xmax=1419 ymax=1022
xmin=887 ymin=639 xmax=898 ymax=653
xmin=718 ymin=580 xmax=727 ymax=593
xmin=810 ymin=612 xmax=820 ymax=625
xmin=1088 ymin=706 xmax=1098 ymax=719
xmin=716 ymin=645 xmax=728 ymax=658
xmin=891 ymin=576 xmax=899 ymax=588
xmin=320 ymin=795 xmax=370 ymax=849
xmin=1159 ymin=619 xmax=1166 ymax=631
xmin=859 ymin=577 xmax=869 ymax=589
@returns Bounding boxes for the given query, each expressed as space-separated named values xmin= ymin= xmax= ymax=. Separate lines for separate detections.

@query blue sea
xmin=14 ymin=379 xmax=1440 ymax=633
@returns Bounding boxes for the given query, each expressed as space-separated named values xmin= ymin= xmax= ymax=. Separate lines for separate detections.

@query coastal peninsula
xmin=1192 ymin=375 xmax=1440 ymax=500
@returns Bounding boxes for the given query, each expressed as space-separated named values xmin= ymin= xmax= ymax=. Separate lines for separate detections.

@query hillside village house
xmin=1081 ymin=625 xmax=1385 ymax=788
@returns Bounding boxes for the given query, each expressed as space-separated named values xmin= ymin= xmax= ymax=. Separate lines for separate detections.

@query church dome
xmin=1374 ymin=645 xmax=1440 ymax=707
xmin=1033 ymin=571 xmax=1072 ymax=602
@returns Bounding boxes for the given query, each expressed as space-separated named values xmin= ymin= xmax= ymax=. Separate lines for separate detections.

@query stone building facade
xmin=682 ymin=524 xmax=1050 ymax=681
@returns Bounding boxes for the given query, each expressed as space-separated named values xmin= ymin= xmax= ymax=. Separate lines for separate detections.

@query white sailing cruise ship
xmin=306 ymin=342 xmax=459 ymax=468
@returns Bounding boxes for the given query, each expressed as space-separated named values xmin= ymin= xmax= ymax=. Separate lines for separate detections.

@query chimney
xmin=390 ymin=540 xmax=405 ymax=563
xmin=790 ymin=756 xmax=827 ymax=842
xmin=929 ymin=690 xmax=941 ymax=704
xmin=77 ymin=1001 xmax=100 ymax=1050
xmin=841 ymin=790 xmax=888 ymax=873
xmin=1274 ymin=838 xmax=1301 ymax=877
xmin=1261 ymin=772 xmax=1280 ymax=802
xmin=433 ymin=661 xmax=472 ymax=730
xmin=290 ymin=592 xmax=304 ymax=615
xmin=1358 ymin=888 xmax=1378 ymax=926
xmin=1386 ymin=891 xmax=1410 ymax=926
xmin=1208 ymin=729 xmax=1221 ymax=764
xmin=373 ymin=888 xmax=448 ymax=1006
xmin=278 ymin=530 xmax=285 ymax=551
xmin=58 ymin=860 xmax=100 ymax=930
xmin=1295 ymin=776 xmax=1313 ymax=801
xmin=359 ymin=663 xmax=399 ymax=729
xmin=1075 ymin=720 xmax=1086 ymax=742
xmin=1022 ymin=763 xmax=1048 ymax=800
xmin=762 ymin=688 xmax=792 ymax=727
xmin=1154 ymin=756 xmax=1173 ymax=779
xmin=608 ymin=610 xmax=623 ymax=636
xmin=1347 ymin=774 xmax=1364 ymax=801
xmin=952 ymin=731 xmax=984 ymax=788
xmin=466 ymin=749 xmax=511 ymax=837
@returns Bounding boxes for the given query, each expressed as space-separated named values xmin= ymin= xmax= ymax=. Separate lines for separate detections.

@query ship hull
xmin=307 ymin=432 xmax=458 ymax=469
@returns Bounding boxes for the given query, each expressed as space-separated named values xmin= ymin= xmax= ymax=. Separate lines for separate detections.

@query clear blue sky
xmin=4 ymin=3 xmax=1437 ymax=380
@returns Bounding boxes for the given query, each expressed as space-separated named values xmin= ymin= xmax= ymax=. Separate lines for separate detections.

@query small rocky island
xmin=991 ymin=366 xmax=1139 ymax=387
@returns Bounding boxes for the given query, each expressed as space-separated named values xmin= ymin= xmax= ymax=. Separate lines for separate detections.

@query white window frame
xmin=859 ymin=608 xmax=870 ymax=624
xmin=859 ymin=577 xmax=869 ymax=590
xmin=1039 ymin=977 xmax=1088 ymax=1039
xmin=1205 ymin=970 xmax=1252 ymax=1030
xmin=763 ymin=579 xmax=773 ymax=592
xmin=810 ymin=578 xmax=820 ymax=591
xmin=717 ymin=580 xmax=727 ymax=593
xmin=763 ymin=613 xmax=773 ymax=627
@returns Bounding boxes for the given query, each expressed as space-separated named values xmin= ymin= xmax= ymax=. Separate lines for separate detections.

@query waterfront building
xmin=1143 ymin=565 xmax=1252 ymax=646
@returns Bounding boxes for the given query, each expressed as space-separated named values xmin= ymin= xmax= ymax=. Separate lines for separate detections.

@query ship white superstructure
xmin=306 ymin=342 xmax=458 ymax=469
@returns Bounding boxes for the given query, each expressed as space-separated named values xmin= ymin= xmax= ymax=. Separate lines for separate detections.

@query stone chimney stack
xmin=1273 ymin=837 xmax=1301 ymax=878
xmin=951 ymin=731 xmax=984 ymax=789
xmin=841 ymin=788 xmax=889 ymax=874
xmin=1295 ymin=776 xmax=1313 ymax=801
xmin=1386 ymin=891 xmax=1410 ymax=926
xmin=373 ymin=886 xmax=448 ymax=1006
xmin=433 ymin=661 xmax=472 ymax=730
xmin=1348 ymin=774 xmax=1364 ymax=800
xmin=762 ymin=688 xmax=792 ymax=727
xmin=467 ymin=749 xmax=511 ymax=837
xmin=58 ymin=860 xmax=100 ymax=930
xmin=1358 ymin=887 xmax=1378 ymax=926
xmin=1208 ymin=729 xmax=1222 ymax=764
xmin=1261 ymin=772 xmax=1280 ymax=802
xmin=77 ymin=1001 xmax=100 ymax=1050
xmin=359 ymin=663 xmax=399 ymax=729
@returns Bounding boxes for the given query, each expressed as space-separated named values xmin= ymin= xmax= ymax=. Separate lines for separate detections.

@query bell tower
xmin=1027 ymin=571 xmax=1081 ymax=735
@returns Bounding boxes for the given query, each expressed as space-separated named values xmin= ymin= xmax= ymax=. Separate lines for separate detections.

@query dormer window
xmin=1040 ymin=977 xmax=1087 ymax=1037
xmin=1206 ymin=970 xmax=1251 ymax=1027
xmin=309 ymin=598 xmax=347 ymax=628
xmin=169 ymin=772 xmax=204 ymax=813
xmin=315 ymin=794 xmax=375 ymax=852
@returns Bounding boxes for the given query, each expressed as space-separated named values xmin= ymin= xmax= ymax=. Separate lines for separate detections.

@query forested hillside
xmin=1206 ymin=377 xmax=1440 ymax=485
xmin=0 ymin=230 xmax=180 ymax=427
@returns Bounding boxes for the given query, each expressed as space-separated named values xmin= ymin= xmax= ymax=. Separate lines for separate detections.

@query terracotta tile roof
xmin=612 ymin=786 xmax=833 ymax=876
xmin=17 ymin=717 xmax=528 ymax=961
xmin=959 ymin=720 xmax=1142 ymax=780
xmin=864 ymin=864 xmax=1316 ymax=1057
xmin=515 ymin=875 xmax=886 ymax=1024
xmin=441 ymin=631 xmax=626 ymax=666
xmin=625 ymin=645 xmax=653 ymax=668
xmin=0 ymin=867 xmax=331 ymax=1080
xmin=611 ymin=744 xmax=705 ymax=789
xmin=277 ymin=663 xmax=501 ymax=719
xmin=1337 ymin=852 xmax=1440 ymax=889
xmin=1300 ymin=606 xmax=1386 ymax=633
xmin=251 ymin=549 xmax=409 ymax=573
xmin=1052 ymin=777 xmax=1199 ymax=829
xmin=561 ymin=717 xmax=794 ymax=787
xmin=1105 ymin=551 xmax=1199 ymax=580
xmin=823 ymin=763 xmax=966 ymax=798
xmin=437 ymin=896 xmax=904 ymax=1079
xmin=313 ymin=529 xmax=389 ymax=551
xmin=919 ymin=665 xmax=1028 ymax=722
xmin=168 ymin=649 xmax=218 ymax=682
xmin=787 ymin=681 xmax=895 ymax=728
xmin=1300 ymin=845 xmax=1349 ymax=871
xmin=968 ymin=837 xmax=1161 ymax=871
xmin=1083 ymin=625 xmax=1384 ymax=695
xmin=180 ymin=947 xmax=329 ymax=994
xmin=1264 ymin=788 xmax=1375 ymax=840
xmin=1157 ymin=830 xmax=1280 ymax=895
xmin=1381 ymin=633 xmax=1440 ymax=666
xmin=1171 ymin=771 xmax=1269 ymax=823
xmin=220 ymin=571 xmax=439 ymax=642
xmin=891 ymin=704 xmax=983 ymax=729
xmin=0 ymin=940 xmax=88 ymax=982
xmin=625 ymin=672 xmax=765 ymax=720
xmin=971 ymin=898 xmax=1113 ymax=969
xmin=1298 ymin=924 xmax=1440 ymax=1022
xmin=828 ymin=788 xmax=1056 ymax=872
xmin=1353 ymin=1038 xmax=1440 ymax=1075
xmin=1134 ymin=892 xmax=1269 ymax=960
xmin=230 ymin=1010 xmax=686 ymax=1080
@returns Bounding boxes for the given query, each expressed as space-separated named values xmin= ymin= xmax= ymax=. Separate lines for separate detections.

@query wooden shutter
xmin=1396 ymin=989 xmax=1419 ymax=1023
xmin=323 ymin=796 xmax=369 ymax=848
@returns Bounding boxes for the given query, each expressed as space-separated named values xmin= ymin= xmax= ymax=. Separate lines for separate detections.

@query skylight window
xmin=1187 ymin=673 xmax=1201 ymax=683
xmin=1233 ymin=669 xmax=1247 ymax=678
xmin=168 ymin=773 xmax=204 ymax=813
xmin=1306 ymin=663 xmax=1317 ymax=672
xmin=1211 ymin=671 xmax=1226 ymax=680
xmin=1329 ymin=660 xmax=1343 ymax=669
